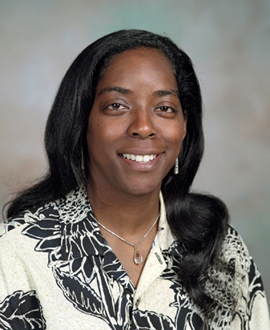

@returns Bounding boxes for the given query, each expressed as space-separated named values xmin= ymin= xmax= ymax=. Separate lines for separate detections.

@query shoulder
xmin=0 ymin=186 xmax=91 ymax=239
xmin=221 ymin=225 xmax=262 ymax=291
xmin=222 ymin=225 xmax=251 ymax=273
xmin=222 ymin=226 xmax=270 ymax=328
xmin=0 ymin=200 xmax=60 ymax=238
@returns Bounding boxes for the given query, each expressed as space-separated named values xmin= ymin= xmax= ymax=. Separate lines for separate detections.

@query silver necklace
xmin=95 ymin=213 xmax=160 ymax=265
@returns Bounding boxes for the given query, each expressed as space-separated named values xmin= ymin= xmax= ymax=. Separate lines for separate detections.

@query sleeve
xmin=245 ymin=259 xmax=270 ymax=330
xmin=228 ymin=227 xmax=270 ymax=330
xmin=0 ymin=230 xmax=47 ymax=330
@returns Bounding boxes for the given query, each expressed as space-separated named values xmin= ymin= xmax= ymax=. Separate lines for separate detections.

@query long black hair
xmin=6 ymin=29 xmax=233 ymax=325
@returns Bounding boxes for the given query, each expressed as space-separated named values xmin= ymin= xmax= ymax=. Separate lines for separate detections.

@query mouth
xmin=121 ymin=153 xmax=158 ymax=164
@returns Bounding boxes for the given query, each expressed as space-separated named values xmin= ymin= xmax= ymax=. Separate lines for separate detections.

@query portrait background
xmin=1 ymin=0 xmax=269 ymax=302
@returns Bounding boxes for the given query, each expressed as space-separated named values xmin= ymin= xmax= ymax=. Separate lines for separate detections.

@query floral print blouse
xmin=0 ymin=187 xmax=269 ymax=329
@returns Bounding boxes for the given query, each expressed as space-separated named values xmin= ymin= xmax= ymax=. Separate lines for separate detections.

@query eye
xmin=155 ymin=105 xmax=178 ymax=116
xmin=102 ymin=101 xmax=129 ymax=116
xmin=157 ymin=106 xmax=175 ymax=113
xmin=105 ymin=103 xmax=126 ymax=110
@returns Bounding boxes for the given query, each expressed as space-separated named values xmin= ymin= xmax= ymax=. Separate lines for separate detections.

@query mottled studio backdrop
xmin=0 ymin=1 xmax=269 ymax=302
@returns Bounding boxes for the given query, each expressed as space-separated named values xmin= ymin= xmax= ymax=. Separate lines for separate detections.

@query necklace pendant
xmin=134 ymin=247 xmax=143 ymax=265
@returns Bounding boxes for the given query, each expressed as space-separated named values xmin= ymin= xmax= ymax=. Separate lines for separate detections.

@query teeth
xmin=122 ymin=154 xmax=157 ymax=163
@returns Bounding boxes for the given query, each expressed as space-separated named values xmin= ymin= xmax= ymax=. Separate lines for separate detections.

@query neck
xmin=87 ymin=183 xmax=160 ymax=236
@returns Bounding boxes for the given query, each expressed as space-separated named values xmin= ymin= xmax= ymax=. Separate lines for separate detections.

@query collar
xmin=155 ymin=191 xmax=185 ymax=259
xmin=23 ymin=186 xmax=182 ymax=262
xmin=156 ymin=191 xmax=176 ymax=251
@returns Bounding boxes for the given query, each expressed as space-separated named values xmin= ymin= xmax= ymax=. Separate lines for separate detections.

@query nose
xmin=127 ymin=107 xmax=156 ymax=139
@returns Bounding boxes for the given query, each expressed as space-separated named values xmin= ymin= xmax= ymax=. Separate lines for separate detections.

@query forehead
xmin=107 ymin=47 xmax=173 ymax=68
xmin=97 ymin=48 xmax=177 ymax=89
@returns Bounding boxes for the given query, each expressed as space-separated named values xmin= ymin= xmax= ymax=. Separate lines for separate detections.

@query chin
xmin=123 ymin=182 xmax=161 ymax=197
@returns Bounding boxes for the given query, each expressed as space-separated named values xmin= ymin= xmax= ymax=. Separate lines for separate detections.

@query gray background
xmin=1 ymin=0 xmax=269 ymax=303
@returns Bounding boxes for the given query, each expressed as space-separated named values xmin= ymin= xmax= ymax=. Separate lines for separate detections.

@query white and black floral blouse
xmin=0 ymin=187 xmax=269 ymax=330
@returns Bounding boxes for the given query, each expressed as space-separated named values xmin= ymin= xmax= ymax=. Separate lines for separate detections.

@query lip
xmin=122 ymin=153 xmax=158 ymax=163
xmin=119 ymin=152 xmax=163 ymax=171
xmin=119 ymin=149 xmax=162 ymax=155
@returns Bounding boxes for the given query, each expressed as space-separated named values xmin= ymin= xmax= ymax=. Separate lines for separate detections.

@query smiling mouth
xmin=121 ymin=153 xmax=158 ymax=164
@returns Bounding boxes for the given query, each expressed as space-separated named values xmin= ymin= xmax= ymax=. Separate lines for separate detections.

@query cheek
xmin=87 ymin=118 xmax=122 ymax=155
xmin=86 ymin=117 xmax=102 ymax=158
xmin=165 ymin=123 xmax=186 ymax=150
xmin=87 ymin=112 xmax=106 ymax=143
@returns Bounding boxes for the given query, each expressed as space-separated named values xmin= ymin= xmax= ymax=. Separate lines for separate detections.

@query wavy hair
xmin=6 ymin=29 xmax=232 ymax=325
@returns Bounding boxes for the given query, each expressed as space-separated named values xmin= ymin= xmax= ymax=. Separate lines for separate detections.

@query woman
xmin=0 ymin=30 xmax=269 ymax=330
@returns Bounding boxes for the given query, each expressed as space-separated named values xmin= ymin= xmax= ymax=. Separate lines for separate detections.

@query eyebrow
xmin=153 ymin=89 xmax=178 ymax=97
xmin=98 ymin=86 xmax=179 ymax=98
xmin=98 ymin=86 xmax=132 ymax=96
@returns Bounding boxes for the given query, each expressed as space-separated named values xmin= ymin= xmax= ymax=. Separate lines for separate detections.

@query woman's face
xmin=87 ymin=48 xmax=187 ymax=198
